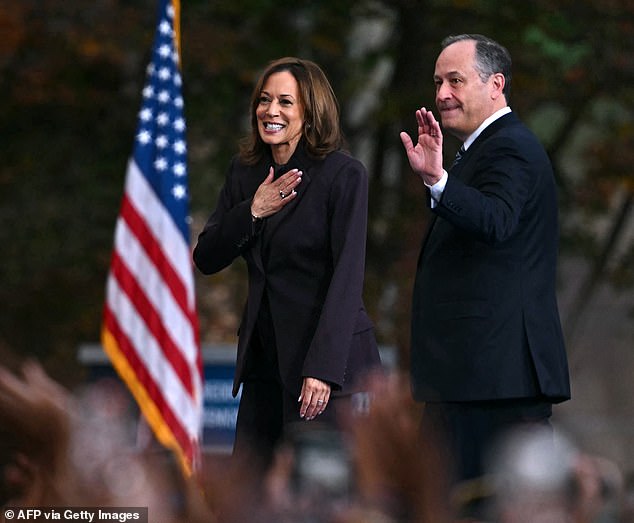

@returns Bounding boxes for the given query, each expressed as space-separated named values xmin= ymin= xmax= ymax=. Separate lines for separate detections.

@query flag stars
xmin=158 ymin=67 xmax=171 ymax=81
xmin=132 ymin=7 xmax=191 ymax=210
xmin=137 ymin=129 xmax=152 ymax=145
xmin=142 ymin=85 xmax=155 ymax=99
xmin=159 ymin=20 xmax=171 ymax=35
xmin=156 ymin=135 xmax=169 ymax=149
xmin=156 ymin=112 xmax=169 ymax=126
xmin=139 ymin=108 xmax=153 ymax=122
xmin=172 ymin=184 xmax=187 ymax=200
xmin=173 ymin=140 xmax=186 ymax=154
xmin=174 ymin=163 xmax=186 ymax=177
xmin=154 ymin=157 xmax=168 ymax=171
xmin=158 ymin=44 xmax=171 ymax=58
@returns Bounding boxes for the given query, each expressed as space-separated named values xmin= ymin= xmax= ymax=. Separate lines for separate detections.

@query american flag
xmin=101 ymin=0 xmax=202 ymax=475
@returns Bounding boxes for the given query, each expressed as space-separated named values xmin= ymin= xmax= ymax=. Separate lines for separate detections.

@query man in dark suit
xmin=400 ymin=34 xmax=571 ymax=486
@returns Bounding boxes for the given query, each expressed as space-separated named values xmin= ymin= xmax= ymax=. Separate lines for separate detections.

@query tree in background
xmin=0 ymin=0 xmax=632 ymax=382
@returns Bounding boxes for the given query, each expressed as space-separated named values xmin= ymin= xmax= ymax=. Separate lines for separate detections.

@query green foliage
xmin=524 ymin=26 xmax=591 ymax=68
xmin=0 ymin=0 xmax=632 ymax=379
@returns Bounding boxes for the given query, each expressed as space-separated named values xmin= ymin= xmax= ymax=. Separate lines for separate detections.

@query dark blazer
xmin=194 ymin=143 xmax=380 ymax=398
xmin=410 ymin=112 xmax=570 ymax=403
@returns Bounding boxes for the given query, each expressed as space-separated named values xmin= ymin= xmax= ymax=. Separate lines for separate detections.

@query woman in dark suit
xmin=193 ymin=57 xmax=380 ymax=471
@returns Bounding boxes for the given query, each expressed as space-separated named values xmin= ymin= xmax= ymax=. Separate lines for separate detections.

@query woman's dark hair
xmin=239 ymin=57 xmax=344 ymax=165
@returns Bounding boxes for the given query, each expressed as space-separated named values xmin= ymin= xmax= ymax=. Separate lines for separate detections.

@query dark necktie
xmin=451 ymin=145 xmax=466 ymax=169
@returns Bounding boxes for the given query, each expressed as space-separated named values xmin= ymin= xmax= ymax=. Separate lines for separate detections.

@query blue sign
xmin=201 ymin=360 xmax=240 ymax=451
xmin=78 ymin=343 xmax=395 ymax=455
xmin=78 ymin=343 xmax=240 ymax=453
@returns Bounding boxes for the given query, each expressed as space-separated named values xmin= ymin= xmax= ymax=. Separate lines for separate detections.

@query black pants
xmin=232 ymin=292 xmax=348 ymax=475
xmin=233 ymin=377 xmax=349 ymax=475
xmin=421 ymin=398 xmax=553 ymax=484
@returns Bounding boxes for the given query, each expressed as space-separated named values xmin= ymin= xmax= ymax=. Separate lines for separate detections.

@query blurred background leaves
xmin=0 ymin=0 xmax=632 ymax=396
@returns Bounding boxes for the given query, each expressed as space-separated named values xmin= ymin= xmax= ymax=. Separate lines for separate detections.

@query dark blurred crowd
xmin=0 ymin=362 xmax=632 ymax=523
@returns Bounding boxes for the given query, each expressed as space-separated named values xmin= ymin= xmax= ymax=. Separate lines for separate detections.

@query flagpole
xmin=172 ymin=0 xmax=181 ymax=66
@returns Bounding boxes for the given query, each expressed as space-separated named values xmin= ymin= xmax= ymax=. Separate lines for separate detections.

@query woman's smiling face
xmin=256 ymin=70 xmax=305 ymax=164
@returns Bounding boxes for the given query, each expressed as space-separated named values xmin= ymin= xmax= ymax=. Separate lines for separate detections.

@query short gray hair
xmin=441 ymin=34 xmax=512 ymax=99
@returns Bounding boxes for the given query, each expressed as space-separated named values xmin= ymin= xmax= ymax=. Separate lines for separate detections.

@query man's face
xmin=434 ymin=40 xmax=499 ymax=142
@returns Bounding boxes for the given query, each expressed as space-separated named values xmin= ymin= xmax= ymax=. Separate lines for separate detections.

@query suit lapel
xmin=419 ymin=112 xmax=517 ymax=253
xmin=451 ymin=112 xmax=517 ymax=184
xmin=262 ymin=146 xmax=313 ymax=240
xmin=241 ymin=164 xmax=268 ymax=274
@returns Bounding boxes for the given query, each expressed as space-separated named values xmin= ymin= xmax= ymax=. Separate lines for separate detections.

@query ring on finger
xmin=317 ymin=399 xmax=324 ymax=405
xmin=279 ymin=190 xmax=287 ymax=199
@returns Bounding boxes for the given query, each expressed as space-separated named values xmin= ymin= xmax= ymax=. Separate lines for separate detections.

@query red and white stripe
xmin=102 ymin=159 xmax=201 ymax=474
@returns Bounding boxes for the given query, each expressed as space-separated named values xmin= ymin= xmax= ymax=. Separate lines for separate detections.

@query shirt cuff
xmin=425 ymin=170 xmax=448 ymax=208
